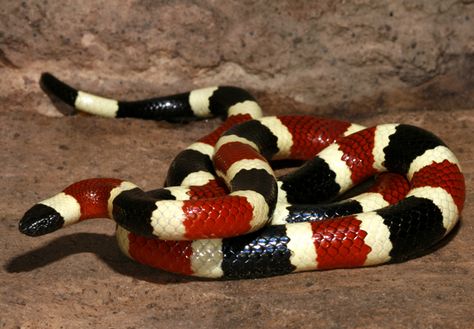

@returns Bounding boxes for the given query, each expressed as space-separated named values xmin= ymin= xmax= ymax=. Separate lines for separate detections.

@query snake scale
xmin=19 ymin=73 xmax=465 ymax=279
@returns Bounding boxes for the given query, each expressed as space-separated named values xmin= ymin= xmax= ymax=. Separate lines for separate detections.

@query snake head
xmin=19 ymin=204 xmax=64 ymax=236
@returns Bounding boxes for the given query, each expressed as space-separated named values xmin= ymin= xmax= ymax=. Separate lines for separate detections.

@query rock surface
xmin=1 ymin=1 xmax=473 ymax=328
xmin=1 ymin=1 xmax=474 ymax=117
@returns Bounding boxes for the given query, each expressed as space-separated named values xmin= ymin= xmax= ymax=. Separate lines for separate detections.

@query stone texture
xmin=1 ymin=1 xmax=473 ymax=328
xmin=1 ymin=1 xmax=474 ymax=117
xmin=2 ymin=108 xmax=473 ymax=329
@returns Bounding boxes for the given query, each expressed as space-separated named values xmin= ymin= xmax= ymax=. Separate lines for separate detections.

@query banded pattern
xmin=115 ymin=123 xmax=464 ymax=278
xmin=19 ymin=75 xmax=465 ymax=279
xmin=41 ymin=73 xmax=260 ymax=121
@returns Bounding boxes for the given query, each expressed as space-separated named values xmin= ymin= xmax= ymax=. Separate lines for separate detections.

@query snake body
xmin=19 ymin=73 xmax=465 ymax=279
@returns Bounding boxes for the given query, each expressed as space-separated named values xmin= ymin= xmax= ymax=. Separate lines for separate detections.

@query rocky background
xmin=1 ymin=1 xmax=473 ymax=328
xmin=1 ymin=1 xmax=474 ymax=117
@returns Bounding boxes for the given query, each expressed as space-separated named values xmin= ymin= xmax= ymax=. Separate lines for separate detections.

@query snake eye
xmin=19 ymin=204 xmax=65 ymax=236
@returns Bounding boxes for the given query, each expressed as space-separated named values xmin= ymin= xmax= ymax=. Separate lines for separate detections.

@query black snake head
xmin=19 ymin=204 xmax=64 ymax=236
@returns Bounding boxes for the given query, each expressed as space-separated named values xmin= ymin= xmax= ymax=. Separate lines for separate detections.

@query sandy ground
xmin=1 ymin=93 xmax=473 ymax=328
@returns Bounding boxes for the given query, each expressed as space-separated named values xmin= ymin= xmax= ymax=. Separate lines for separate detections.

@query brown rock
xmin=1 ymin=1 xmax=474 ymax=116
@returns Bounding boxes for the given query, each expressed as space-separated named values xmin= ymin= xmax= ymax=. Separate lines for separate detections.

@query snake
xmin=18 ymin=73 xmax=466 ymax=279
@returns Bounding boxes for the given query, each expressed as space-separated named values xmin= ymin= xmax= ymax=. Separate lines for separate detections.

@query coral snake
xmin=19 ymin=73 xmax=465 ymax=279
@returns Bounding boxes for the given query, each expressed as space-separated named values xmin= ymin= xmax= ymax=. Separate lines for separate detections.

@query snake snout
xmin=19 ymin=204 xmax=64 ymax=236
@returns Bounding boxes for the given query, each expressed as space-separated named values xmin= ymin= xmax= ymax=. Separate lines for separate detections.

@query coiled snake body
xmin=19 ymin=73 xmax=465 ymax=279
